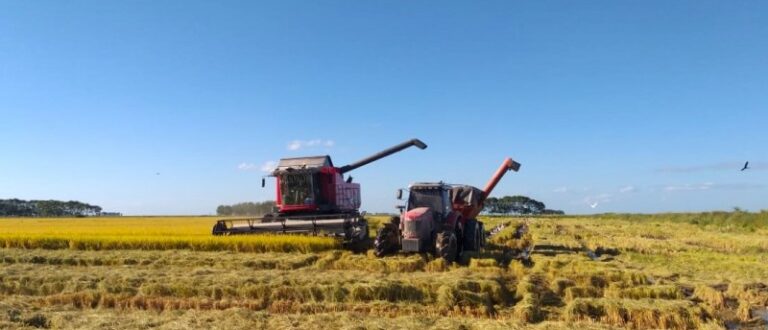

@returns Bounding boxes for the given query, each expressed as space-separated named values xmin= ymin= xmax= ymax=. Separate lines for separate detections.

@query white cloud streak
xmin=657 ymin=161 xmax=768 ymax=173
xmin=259 ymin=161 xmax=277 ymax=173
xmin=237 ymin=163 xmax=256 ymax=171
xmin=582 ymin=193 xmax=613 ymax=207
xmin=287 ymin=139 xmax=335 ymax=151
xmin=237 ymin=161 xmax=278 ymax=173
xmin=619 ymin=185 xmax=636 ymax=193
xmin=663 ymin=182 xmax=765 ymax=192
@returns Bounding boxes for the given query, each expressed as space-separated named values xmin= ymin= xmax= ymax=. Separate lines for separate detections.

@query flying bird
xmin=589 ymin=202 xmax=599 ymax=209
xmin=741 ymin=161 xmax=749 ymax=171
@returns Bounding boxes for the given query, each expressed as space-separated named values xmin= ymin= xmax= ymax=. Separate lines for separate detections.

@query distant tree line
xmin=0 ymin=199 xmax=103 ymax=217
xmin=484 ymin=195 xmax=564 ymax=215
xmin=216 ymin=201 xmax=276 ymax=216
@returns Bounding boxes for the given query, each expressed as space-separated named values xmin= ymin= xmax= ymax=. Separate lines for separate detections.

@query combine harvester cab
xmin=374 ymin=158 xmax=521 ymax=262
xmin=212 ymin=139 xmax=428 ymax=252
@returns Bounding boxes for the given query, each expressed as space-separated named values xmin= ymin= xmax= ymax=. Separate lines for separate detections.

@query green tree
xmin=216 ymin=201 xmax=275 ymax=216
xmin=482 ymin=195 xmax=560 ymax=215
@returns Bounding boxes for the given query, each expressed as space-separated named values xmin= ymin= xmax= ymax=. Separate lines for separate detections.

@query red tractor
xmin=373 ymin=158 xmax=521 ymax=262
xmin=212 ymin=138 xmax=428 ymax=251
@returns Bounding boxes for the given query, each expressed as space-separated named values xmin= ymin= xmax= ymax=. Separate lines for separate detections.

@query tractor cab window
xmin=280 ymin=173 xmax=316 ymax=206
xmin=407 ymin=188 xmax=445 ymax=212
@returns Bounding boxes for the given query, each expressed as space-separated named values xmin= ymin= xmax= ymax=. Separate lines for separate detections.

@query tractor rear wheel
xmin=436 ymin=230 xmax=458 ymax=263
xmin=374 ymin=223 xmax=400 ymax=257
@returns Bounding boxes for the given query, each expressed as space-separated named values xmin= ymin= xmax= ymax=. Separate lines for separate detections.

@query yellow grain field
xmin=0 ymin=216 xmax=338 ymax=253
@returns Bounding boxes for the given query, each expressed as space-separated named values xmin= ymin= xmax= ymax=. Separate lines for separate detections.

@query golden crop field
xmin=0 ymin=216 xmax=338 ymax=253
xmin=0 ymin=213 xmax=767 ymax=329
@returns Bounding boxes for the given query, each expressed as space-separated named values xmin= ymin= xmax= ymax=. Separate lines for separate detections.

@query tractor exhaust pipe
xmin=339 ymin=138 xmax=427 ymax=174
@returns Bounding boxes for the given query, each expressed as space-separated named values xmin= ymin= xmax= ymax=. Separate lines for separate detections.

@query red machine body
xmin=212 ymin=139 xmax=428 ymax=251
xmin=452 ymin=158 xmax=522 ymax=220
xmin=273 ymin=160 xmax=360 ymax=214
xmin=374 ymin=157 xmax=521 ymax=262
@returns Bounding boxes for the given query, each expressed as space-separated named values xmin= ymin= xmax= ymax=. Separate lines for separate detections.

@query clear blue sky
xmin=1 ymin=1 xmax=766 ymax=215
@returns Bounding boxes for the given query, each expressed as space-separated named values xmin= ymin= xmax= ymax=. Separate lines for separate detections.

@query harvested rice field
xmin=1 ymin=213 xmax=767 ymax=329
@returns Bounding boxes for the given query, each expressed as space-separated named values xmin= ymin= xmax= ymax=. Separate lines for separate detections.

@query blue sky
xmin=1 ymin=1 xmax=766 ymax=215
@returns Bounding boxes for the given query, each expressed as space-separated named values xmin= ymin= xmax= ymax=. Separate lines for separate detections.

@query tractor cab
xmin=405 ymin=183 xmax=452 ymax=214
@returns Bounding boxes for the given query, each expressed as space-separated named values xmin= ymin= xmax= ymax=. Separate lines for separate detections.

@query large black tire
xmin=436 ymin=230 xmax=458 ymax=263
xmin=345 ymin=219 xmax=370 ymax=253
xmin=389 ymin=215 xmax=401 ymax=227
xmin=477 ymin=221 xmax=486 ymax=248
xmin=373 ymin=223 xmax=400 ymax=257
xmin=463 ymin=219 xmax=485 ymax=252
xmin=212 ymin=222 xmax=227 ymax=235
xmin=261 ymin=214 xmax=275 ymax=223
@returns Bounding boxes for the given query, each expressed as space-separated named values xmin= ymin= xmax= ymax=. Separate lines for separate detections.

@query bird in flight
xmin=741 ymin=161 xmax=749 ymax=171
xmin=590 ymin=202 xmax=599 ymax=209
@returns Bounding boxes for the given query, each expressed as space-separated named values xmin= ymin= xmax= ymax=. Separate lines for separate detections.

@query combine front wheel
xmin=212 ymin=221 xmax=227 ymax=235
xmin=344 ymin=219 xmax=370 ymax=253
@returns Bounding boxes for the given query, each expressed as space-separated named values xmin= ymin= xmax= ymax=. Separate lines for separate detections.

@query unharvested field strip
xmin=0 ymin=216 xmax=341 ymax=253
xmin=0 ymin=234 xmax=337 ymax=253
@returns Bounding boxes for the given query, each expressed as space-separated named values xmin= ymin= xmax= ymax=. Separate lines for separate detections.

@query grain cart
xmin=212 ymin=139 xmax=428 ymax=251
xmin=373 ymin=158 xmax=521 ymax=262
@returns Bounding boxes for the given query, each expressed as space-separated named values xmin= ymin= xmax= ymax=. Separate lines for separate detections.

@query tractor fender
xmin=444 ymin=211 xmax=462 ymax=233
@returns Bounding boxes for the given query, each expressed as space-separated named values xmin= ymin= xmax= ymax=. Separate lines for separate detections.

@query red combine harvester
xmin=212 ymin=139 xmax=428 ymax=251
xmin=374 ymin=158 xmax=521 ymax=262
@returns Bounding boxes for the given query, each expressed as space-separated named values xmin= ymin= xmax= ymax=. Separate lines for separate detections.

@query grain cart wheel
xmin=436 ymin=230 xmax=458 ymax=263
xmin=374 ymin=223 xmax=400 ymax=257
xmin=477 ymin=221 xmax=486 ymax=248
xmin=463 ymin=219 xmax=482 ymax=252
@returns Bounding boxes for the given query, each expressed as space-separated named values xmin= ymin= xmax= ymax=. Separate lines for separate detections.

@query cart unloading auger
xmin=212 ymin=139 xmax=427 ymax=251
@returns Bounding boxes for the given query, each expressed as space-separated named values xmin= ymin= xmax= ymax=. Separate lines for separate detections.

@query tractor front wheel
xmin=436 ymin=230 xmax=458 ymax=263
xmin=374 ymin=223 xmax=400 ymax=257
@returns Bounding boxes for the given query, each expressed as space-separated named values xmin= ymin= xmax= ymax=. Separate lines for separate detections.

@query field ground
xmin=1 ymin=214 xmax=767 ymax=329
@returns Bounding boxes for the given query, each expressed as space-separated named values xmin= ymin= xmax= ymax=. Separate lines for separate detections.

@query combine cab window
xmin=408 ymin=189 xmax=445 ymax=212
xmin=280 ymin=173 xmax=316 ymax=206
